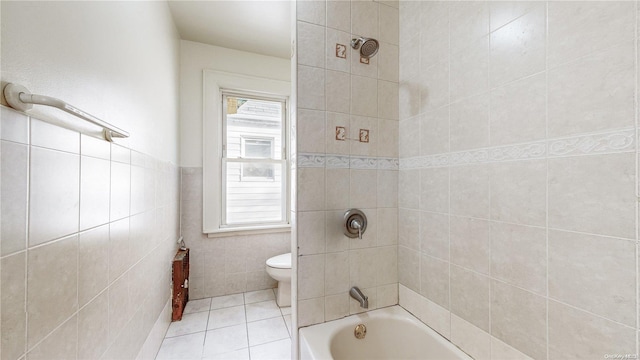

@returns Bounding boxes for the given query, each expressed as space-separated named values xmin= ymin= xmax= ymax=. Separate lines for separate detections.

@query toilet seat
xmin=266 ymin=253 xmax=291 ymax=269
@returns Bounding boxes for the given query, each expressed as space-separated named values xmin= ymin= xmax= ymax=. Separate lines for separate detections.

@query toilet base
xmin=276 ymin=281 xmax=291 ymax=307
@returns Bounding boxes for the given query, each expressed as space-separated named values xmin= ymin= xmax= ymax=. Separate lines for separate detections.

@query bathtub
xmin=299 ymin=306 xmax=471 ymax=360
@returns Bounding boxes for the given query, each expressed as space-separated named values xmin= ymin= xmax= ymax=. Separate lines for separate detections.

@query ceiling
xmin=167 ymin=1 xmax=291 ymax=59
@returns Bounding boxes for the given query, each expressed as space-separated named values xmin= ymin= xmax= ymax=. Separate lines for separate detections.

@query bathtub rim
xmin=298 ymin=305 xmax=472 ymax=360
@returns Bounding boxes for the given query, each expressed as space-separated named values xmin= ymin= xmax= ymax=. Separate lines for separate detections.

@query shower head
xmin=351 ymin=37 xmax=379 ymax=59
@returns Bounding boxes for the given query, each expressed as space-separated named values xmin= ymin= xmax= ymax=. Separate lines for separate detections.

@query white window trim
xmin=202 ymin=70 xmax=291 ymax=235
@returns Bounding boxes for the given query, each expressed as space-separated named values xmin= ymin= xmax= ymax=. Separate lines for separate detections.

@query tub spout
xmin=350 ymin=286 xmax=368 ymax=308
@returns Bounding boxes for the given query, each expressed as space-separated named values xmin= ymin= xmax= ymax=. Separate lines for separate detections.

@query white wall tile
xmin=298 ymin=65 xmax=326 ymax=111
xmin=450 ymin=37 xmax=489 ymax=102
xmin=327 ymin=1 xmax=350 ymax=32
xmin=450 ymin=164 xmax=490 ymax=219
xmin=27 ymin=315 xmax=77 ymax=360
xmin=379 ymin=3 xmax=399 ymax=45
xmin=548 ymin=153 xmax=635 ymax=239
xmin=30 ymin=118 xmax=79 ymax=154
xmin=489 ymin=7 xmax=546 ymax=87
xmin=1 ymin=141 xmax=28 ymax=255
xmin=350 ymin=169 xmax=377 ymax=208
xmin=548 ymin=44 xmax=634 ymax=137
xmin=378 ymin=43 xmax=398 ymax=82
xmin=1 ymin=252 xmax=26 ymax=360
xmin=298 ymin=254 xmax=325 ymax=300
xmin=547 ymin=1 xmax=635 ymax=67
xmin=78 ymin=225 xmax=109 ymax=307
xmin=491 ymin=281 xmax=547 ymax=360
xmin=298 ymin=211 xmax=326 ymax=255
xmin=324 ymin=252 xmax=349 ymax=296
xmin=351 ymin=1 xmax=379 ymax=38
xmin=351 ymin=75 xmax=377 ymax=117
xmin=29 ymin=147 xmax=80 ymax=246
xmin=419 ymin=212 xmax=449 ymax=261
xmin=419 ymin=254 xmax=449 ymax=309
xmin=298 ymin=21 xmax=326 ymax=68
xmin=490 ymin=222 xmax=546 ymax=296
xmin=78 ymin=291 xmax=109 ymax=359
xmin=549 ymin=230 xmax=636 ymax=326
xmin=27 ymin=235 xmax=78 ymax=348
xmin=490 ymin=160 xmax=546 ymax=227
xmin=1 ymin=106 xmax=29 ymax=143
xmin=377 ymin=80 xmax=399 ymax=120
xmin=297 ymin=0 xmax=325 ymax=26
xmin=490 ymin=73 xmax=546 ymax=146
xmin=419 ymin=2 xmax=449 ymax=70
xmin=548 ymin=300 xmax=636 ymax=359
xmin=450 ymin=265 xmax=490 ymax=332
xmin=449 ymin=93 xmax=489 ymax=152
xmin=489 ymin=1 xmax=540 ymax=32
xmin=326 ymin=70 xmax=350 ymax=114
xmin=449 ymin=1 xmax=489 ymax=54
xmin=80 ymin=156 xmax=110 ymax=230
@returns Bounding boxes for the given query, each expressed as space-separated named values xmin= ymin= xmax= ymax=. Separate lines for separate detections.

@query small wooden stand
xmin=172 ymin=248 xmax=190 ymax=321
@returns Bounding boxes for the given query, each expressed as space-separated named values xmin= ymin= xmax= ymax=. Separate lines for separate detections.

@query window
xmin=222 ymin=93 xmax=286 ymax=226
xmin=203 ymin=70 xmax=291 ymax=235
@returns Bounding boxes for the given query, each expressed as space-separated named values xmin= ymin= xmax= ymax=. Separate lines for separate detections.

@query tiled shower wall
xmin=180 ymin=167 xmax=290 ymax=300
xmin=398 ymin=1 xmax=638 ymax=359
xmin=295 ymin=0 xmax=400 ymax=327
xmin=0 ymin=107 xmax=180 ymax=360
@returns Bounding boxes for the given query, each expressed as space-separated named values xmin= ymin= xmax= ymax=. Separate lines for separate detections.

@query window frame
xmin=202 ymin=70 xmax=291 ymax=236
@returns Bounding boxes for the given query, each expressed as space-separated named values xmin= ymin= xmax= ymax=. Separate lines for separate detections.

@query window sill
xmin=206 ymin=224 xmax=291 ymax=238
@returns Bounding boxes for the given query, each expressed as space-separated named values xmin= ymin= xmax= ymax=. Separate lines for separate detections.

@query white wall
xmin=0 ymin=2 xmax=181 ymax=359
xmin=1 ymin=1 xmax=180 ymax=163
xmin=179 ymin=40 xmax=291 ymax=166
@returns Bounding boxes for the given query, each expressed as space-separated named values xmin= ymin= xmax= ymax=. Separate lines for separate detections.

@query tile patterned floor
xmin=156 ymin=289 xmax=292 ymax=360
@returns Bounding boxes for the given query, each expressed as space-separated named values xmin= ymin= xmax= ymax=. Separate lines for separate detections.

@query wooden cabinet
xmin=172 ymin=248 xmax=190 ymax=321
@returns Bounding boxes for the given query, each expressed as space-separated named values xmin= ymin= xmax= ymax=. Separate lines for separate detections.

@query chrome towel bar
xmin=3 ymin=83 xmax=129 ymax=142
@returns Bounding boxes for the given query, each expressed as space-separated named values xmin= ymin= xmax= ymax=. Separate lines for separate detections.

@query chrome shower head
xmin=351 ymin=37 xmax=379 ymax=59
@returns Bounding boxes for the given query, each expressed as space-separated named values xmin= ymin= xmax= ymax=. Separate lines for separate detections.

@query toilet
xmin=266 ymin=253 xmax=291 ymax=307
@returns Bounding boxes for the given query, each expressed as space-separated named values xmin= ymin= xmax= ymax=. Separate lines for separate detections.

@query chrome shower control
xmin=344 ymin=209 xmax=367 ymax=239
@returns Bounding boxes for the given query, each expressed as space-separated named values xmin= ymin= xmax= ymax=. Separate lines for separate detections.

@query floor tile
xmin=202 ymin=325 xmax=248 ymax=357
xmin=210 ymin=294 xmax=244 ymax=310
xmin=208 ymin=305 xmax=246 ymax=330
xmin=156 ymin=332 xmax=205 ymax=360
xmin=244 ymin=289 xmax=275 ymax=304
xmin=246 ymin=300 xmax=282 ymax=322
xmin=183 ymin=298 xmax=212 ymax=314
xmin=165 ymin=312 xmax=209 ymax=338
xmin=202 ymin=347 xmax=250 ymax=360
xmin=247 ymin=317 xmax=289 ymax=347
xmin=250 ymin=338 xmax=291 ymax=360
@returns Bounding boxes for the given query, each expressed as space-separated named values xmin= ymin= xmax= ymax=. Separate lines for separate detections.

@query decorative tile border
xmin=297 ymin=153 xmax=399 ymax=170
xmin=400 ymin=128 xmax=636 ymax=170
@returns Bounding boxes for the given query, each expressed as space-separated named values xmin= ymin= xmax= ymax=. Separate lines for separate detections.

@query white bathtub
xmin=299 ymin=306 xmax=471 ymax=360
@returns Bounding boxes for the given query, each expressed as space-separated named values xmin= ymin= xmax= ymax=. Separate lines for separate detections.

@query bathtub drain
xmin=354 ymin=324 xmax=367 ymax=339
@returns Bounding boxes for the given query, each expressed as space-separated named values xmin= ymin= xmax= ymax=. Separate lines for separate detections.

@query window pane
xmin=226 ymin=96 xmax=282 ymax=160
xmin=244 ymin=138 xmax=273 ymax=159
xmin=225 ymin=161 xmax=283 ymax=225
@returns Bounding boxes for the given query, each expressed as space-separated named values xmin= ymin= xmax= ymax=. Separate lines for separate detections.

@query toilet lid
xmin=267 ymin=253 xmax=291 ymax=269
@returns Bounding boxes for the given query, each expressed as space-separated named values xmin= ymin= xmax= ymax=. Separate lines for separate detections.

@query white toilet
xmin=266 ymin=253 xmax=292 ymax=307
